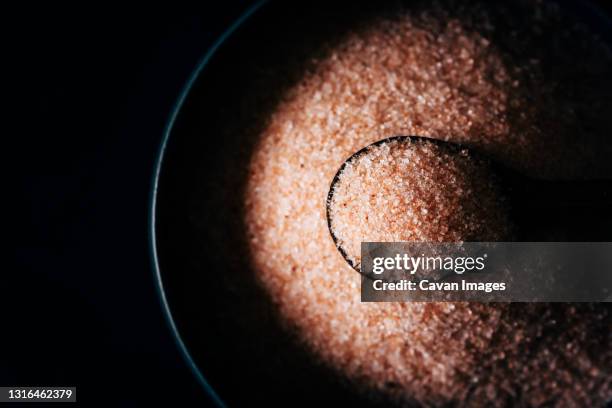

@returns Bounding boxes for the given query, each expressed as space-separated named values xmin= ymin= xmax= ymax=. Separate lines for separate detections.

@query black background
xmin=11 ymin=2 xmax=255 ymax=406
xmin=9 ymin=1 xmax=612 ymax=407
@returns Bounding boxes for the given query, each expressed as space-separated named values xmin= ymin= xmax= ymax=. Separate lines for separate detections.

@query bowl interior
xmin=152 ymin=1 xmax=611 ymax=406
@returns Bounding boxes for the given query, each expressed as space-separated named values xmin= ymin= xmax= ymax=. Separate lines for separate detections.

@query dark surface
xmin=9 ymin=1 xmax=612 ymax=407
xmin=10 ymin=2 xmax=255 ymax=406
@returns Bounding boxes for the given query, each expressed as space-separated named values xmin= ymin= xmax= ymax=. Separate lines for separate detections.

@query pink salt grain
xmin=243 ymin=2 xmax=612 ymax=406
xmin=328 ymin=138 xmax=510 ymax=269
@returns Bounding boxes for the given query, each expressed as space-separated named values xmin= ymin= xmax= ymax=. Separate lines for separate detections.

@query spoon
xmin=326 ymin=135 xmax=612 ymax=272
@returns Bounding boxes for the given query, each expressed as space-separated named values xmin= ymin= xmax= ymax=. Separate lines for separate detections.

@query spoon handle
xmin=505 ymin=178 xmax=612 ymax=208
xmin=500 ymin=176 xmax=612 ymax=241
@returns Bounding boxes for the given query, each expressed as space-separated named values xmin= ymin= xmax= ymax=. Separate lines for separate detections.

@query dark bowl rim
xmin=148 ymin=2 xmax=267 ymax=407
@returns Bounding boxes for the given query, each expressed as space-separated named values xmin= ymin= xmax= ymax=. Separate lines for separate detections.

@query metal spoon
xmin=326 ymin=135 xmax=612 ymax=273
